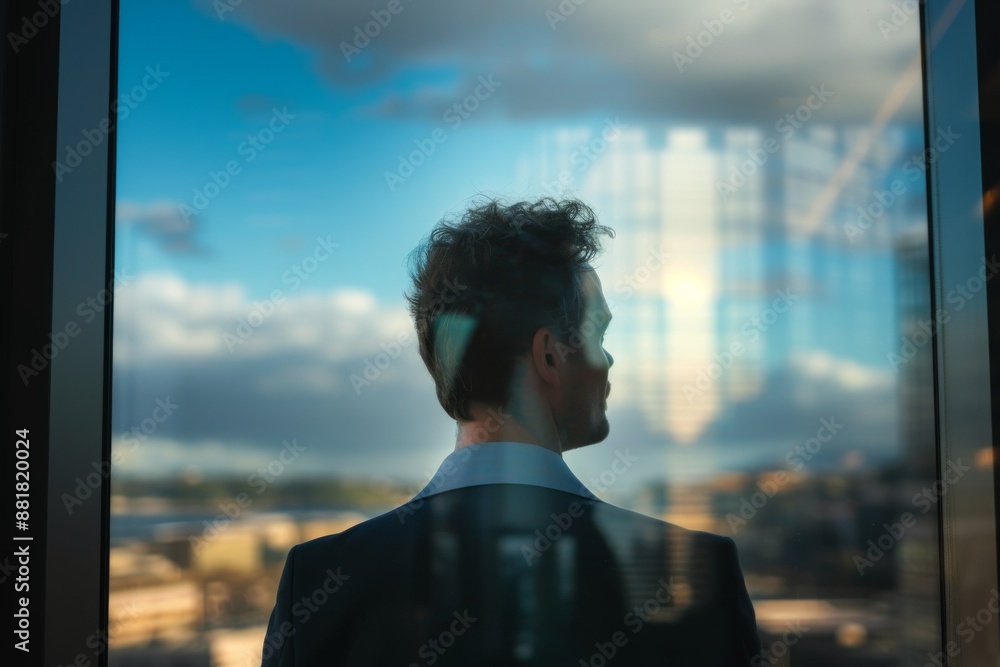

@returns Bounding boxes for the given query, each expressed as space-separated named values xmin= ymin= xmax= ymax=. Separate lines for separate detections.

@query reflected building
xmin=108 ymin=581 xmax=203 ymax=648
xmin=525 ymin=121 xmax=922 ymax=453
xmin=523 ymin=121 xmax=934 ymax=666
xmin=108 ymin=510 xmax=368 ymax=666
xmin=891 ymin=224 xmax=943 ymax=664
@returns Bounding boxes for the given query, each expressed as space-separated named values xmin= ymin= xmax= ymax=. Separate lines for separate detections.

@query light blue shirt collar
xmin=410 ymin=441 xmax=599 ymax=502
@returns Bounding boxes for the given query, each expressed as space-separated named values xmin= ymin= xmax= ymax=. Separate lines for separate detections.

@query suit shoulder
xmin=292 ymin=505 xmax=406 ymax=555
xmin=592 ymin=500 xmax=731 ymax=546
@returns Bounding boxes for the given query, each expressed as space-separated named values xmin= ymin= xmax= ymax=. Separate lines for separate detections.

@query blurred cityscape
xmin=106 ymin=477 xmax=401 ymax=666
xmin=107 ymin=120 xmax=996 ymax=666
xmin=105 ymin=452 xmax=994 ymax=666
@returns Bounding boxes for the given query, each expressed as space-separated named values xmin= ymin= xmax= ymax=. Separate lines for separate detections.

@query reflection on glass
xmin=107 ymin=0 xmax=968 ymax=664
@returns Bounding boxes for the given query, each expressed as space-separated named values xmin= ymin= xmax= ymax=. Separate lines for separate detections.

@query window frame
xmin=4 ymin=0 xmax=996 ymax=663
xmin=920 ymin=0 xmax=1000 ymax=662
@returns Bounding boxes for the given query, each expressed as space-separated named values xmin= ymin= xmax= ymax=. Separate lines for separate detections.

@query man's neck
xmin=455 ymin=412 xmax=563 ymax=455
xmin=455 ymin=437 xmax=562 ymax=457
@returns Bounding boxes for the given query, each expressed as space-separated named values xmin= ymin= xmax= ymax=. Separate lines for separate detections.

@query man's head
xmin=404 ymin=197 xmax=616 ymax=452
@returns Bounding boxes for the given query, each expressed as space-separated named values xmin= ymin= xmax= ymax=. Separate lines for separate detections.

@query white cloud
xmin=114 ymin=272 xmax=415 ymax=367
xmin=789 ymin=349 xmax=893 ymax=392
xmin=110 ymin=271 xmax=453 ymax=479
xmin=194 ymin=0 xmax=923 ymax=124
xmin=110 ymin=271 xmax=900 ymax=479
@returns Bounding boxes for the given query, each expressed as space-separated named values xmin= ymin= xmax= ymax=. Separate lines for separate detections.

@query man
xmin=261 ymin=197 xmax=762 ymax=665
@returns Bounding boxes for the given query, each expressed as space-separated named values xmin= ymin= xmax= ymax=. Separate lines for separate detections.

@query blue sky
xmin=115 ymin=0 xmax=612 ymax=303
xmin=110 ymin=0 xmax=929 ymax=485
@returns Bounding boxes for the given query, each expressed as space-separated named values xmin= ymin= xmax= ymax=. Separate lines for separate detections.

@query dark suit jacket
xmin=261 ymin=484 xmax=761 ymax=665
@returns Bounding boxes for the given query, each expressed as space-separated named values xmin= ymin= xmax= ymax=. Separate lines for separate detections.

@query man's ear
xmin=531 ymin=326 xmax=562 ymax=390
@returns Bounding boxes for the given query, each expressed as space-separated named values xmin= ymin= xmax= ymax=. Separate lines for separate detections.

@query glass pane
xmin=109 ymin=1 xmax=959 ymax=664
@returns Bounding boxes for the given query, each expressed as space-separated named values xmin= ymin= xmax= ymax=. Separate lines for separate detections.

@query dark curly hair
xmin=404 ymin=196 xmax=615 ymax=421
